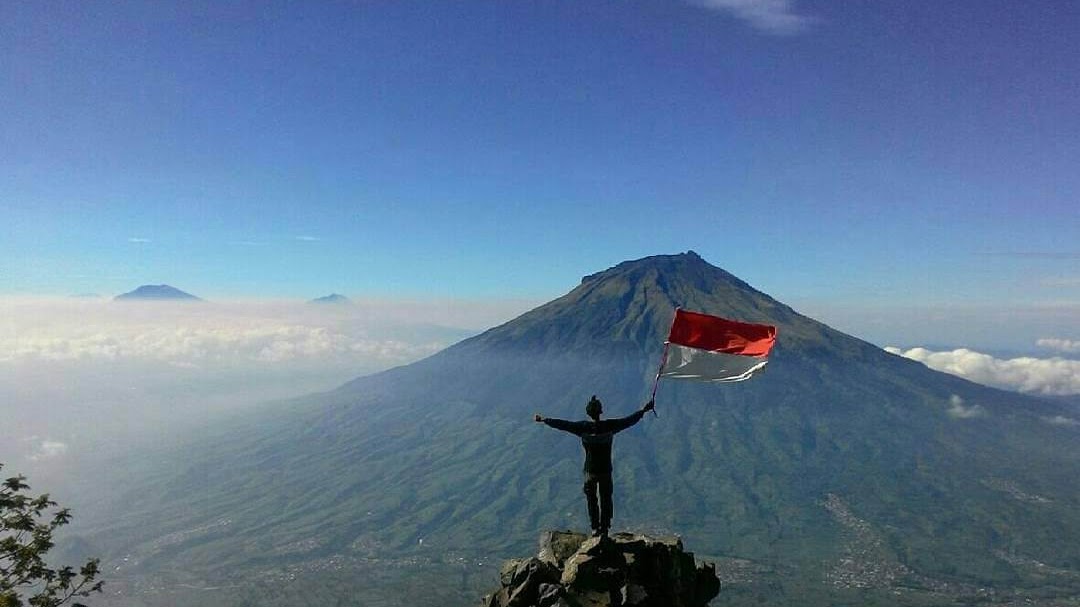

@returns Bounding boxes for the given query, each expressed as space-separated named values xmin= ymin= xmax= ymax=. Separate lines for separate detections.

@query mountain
xmin=79 ymin=252 xmax=1080 ymax=607
xmin=309 ymin=293 xmax=351 ymax=304
xmin=113 ymin=284 xmax=201 ymax=301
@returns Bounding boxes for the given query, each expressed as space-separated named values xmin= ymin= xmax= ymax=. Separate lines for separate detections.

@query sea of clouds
xmin=0 ymin=296 xmax=534 ymax=477
xmin=885 ymin=345 xmax=1080 ymax=396
xmin=0 ymin=297 xmax=532 ymax=367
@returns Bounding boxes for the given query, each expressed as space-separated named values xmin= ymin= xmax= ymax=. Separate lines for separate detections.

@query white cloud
xmin=1044 ymin=415 xmax=1079 ymax=427
xmin=0 ymin=304 xmax=444 ymax=367
xmin=0 ymin=298 xmax=539 ymax=469
xmin=1037 ymin=337 xmax=1080 ymax=354
xmin=1042 ymin=277 xmax=1080 ymax=288
xmin=885 ymin=346 xmax=1080 ymax=395
xmin=27 ymin=439 xmax=68 ymax=461
xmin=694 ymin=0 xmax=816 ymax=35
xmin=294 ymin=235 xmax=321 ymax=242
xmin=946 ymin=394 xmax=985 ymax=419
xmin=128 ymin=237 xmax=151 ymax=243
xmin=0 ymin=298 xmax=535 ymax=371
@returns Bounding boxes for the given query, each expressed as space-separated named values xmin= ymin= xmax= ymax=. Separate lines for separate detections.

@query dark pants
xmin=583 ymin=472 xmax=614 ymax=532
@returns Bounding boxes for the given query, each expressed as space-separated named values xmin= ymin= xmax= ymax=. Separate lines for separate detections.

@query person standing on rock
xmin=534 ymin=395 xmax=655 ymax=537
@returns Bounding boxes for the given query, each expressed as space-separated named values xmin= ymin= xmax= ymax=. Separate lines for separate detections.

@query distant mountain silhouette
xmin=309 ymin=293 xmax=351 ymax=304
xmin=83 ymin=252 xmax=1080 ymax=606
xmin=114 ymin=284 xmax=201 ymax=301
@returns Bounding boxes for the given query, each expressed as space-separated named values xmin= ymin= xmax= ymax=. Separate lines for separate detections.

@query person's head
xmin=585 ymin=395 xmax=603 ymax=420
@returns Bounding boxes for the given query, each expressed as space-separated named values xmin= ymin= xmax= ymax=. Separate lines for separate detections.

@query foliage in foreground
xmin=1 ymin=464 xmax=103 ymax=607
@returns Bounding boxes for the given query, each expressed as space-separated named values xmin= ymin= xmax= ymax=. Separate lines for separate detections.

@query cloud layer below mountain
xmin=0 ymin=298 xmax=532 ymax=368
xmin=885 ymin=346 xmax=1080 ymax=396
xmin=0 ymin=297 xmax=534 ymax=471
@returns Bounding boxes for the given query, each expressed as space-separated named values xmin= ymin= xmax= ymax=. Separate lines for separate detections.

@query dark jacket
xmin=542 ymin=410 xmax=646 ymax=474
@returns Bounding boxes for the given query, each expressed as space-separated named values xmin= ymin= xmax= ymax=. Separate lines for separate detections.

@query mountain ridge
xmin=310 ymin=293 xmax=351 ymax=304
xmin=79 ymin=252 xmax=1080 ymax=607
xmin=114 ymin=284 xmax=201 ymax=301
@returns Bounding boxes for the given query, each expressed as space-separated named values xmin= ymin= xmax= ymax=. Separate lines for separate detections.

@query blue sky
xmin=2 ymin=1 xmax=1077 ymax=349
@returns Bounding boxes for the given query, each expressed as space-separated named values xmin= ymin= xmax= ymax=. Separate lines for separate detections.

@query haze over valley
xmin=0 ymin=295 xmax=532 ymax=489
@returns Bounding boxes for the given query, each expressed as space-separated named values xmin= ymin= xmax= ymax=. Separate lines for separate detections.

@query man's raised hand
xmin=534 ymin=413 xmax=544 ymax=423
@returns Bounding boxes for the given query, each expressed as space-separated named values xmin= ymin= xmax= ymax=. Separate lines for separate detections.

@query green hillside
xmin=75 ymin=252 xmax=1080 ymax=606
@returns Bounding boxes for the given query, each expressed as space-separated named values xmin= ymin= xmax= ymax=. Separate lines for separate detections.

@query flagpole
xmin=649 ymin=307 xmax=680 ymax=417
xmin=649 ymin=342 xmax=669 ymax=401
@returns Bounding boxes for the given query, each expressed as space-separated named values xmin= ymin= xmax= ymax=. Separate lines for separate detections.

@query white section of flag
xmin=659 ymin=343 xmax=769 ymax=382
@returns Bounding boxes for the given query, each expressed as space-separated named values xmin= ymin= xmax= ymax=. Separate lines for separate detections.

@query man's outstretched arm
xmin=534 ymin=413 xmax=587 ymax=436
xmin=605 ymin=399 xmax=655 ymax=433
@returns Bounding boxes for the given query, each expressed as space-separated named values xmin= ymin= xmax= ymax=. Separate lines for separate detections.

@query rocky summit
xmin=481 ymin=530 xmax=720 ymax=607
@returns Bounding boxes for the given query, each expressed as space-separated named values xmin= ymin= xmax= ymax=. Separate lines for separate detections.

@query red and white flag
xmin=659 ymin=309 xmax=777 ymax=382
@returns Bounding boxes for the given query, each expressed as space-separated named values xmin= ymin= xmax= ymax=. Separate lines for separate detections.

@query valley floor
xmin=85 ymin=545 xmax=1080 ymax=607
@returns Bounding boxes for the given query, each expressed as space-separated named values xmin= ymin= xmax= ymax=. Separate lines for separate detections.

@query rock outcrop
xmin=480 ymin=531 xmax=720 ymax=607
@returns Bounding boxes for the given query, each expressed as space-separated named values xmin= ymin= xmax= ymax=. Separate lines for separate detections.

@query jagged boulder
xmin=481 ymin=531 xmax=720 ymax=607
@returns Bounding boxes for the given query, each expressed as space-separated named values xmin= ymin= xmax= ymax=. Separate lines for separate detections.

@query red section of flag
xmin=666 ymin=309 xmax=777 ymax=357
